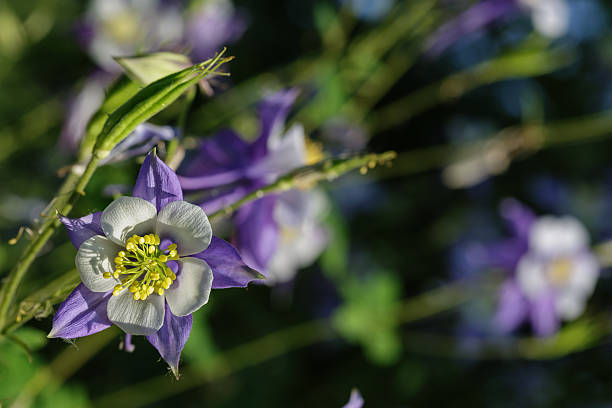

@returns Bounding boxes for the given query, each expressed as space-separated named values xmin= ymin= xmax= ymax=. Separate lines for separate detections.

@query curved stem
xmin=0 ymin=152 xmax=102 ymax=333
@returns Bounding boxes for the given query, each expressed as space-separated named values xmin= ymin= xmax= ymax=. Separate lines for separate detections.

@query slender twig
xmin=208 ymin=151 xmax=397 ymax=221
xmin=0 ymin=152 xmax=102 ymax=333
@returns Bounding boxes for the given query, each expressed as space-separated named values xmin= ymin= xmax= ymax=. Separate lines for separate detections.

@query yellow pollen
xmin=305 ymin=137 xmax=324 ymax=165
xmin=548 ymin=258 xmax=573 ymax=286
xmin=109 ymin=233 xmax=179 ymax=300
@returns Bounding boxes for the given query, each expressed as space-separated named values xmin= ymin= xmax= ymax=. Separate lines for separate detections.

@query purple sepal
xmin=133 ymin=152 xmax=183 ymax=212
xmin=530 ymin=291 xmax=559 ymax=337
xmin=233 ymin=196 xmax=279 ymax=274
xmin=179 ymin=129 xmax=252 ymax=180
xmin=252 ymin=89 xmax=299 ymax=159
xmin=59 ymin=212 xmax=104 ymax=249
xmin=48 ymin=284 xmax=112 ymax=339
xmin=342 ymin=389 xmax=364 ymax=408
xmin=424 ymin=0 xmax=518 ymax=57
xmin=146 ymin=303 xmax=192 ymax=378
xmin=493 ymin=280 xmax=528 ymax=333
xmin=194 ymin=236 xmax=263 ymax=289
xmin=500 ymin=198 xmax=536 ymax=241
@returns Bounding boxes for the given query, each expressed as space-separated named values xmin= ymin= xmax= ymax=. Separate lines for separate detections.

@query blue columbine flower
xmin=50 ymin=152 xmax=260 ymax=377
xmin=178 ymin=89 xmax=329 ymax=283
xmin=464 ymin=198 xmax=599 ymax=336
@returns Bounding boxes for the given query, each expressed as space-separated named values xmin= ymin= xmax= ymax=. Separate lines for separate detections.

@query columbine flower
xmin=50 ymin=152 xmax=260 ymax=376
xmin=178 ymin=89 xmax=329 ymax=282
xmin=342 ymin=389 xmax=364 ymax=408
xmin=467 ymin=199 xmax=599 ymax=336
xmin=425 ymin=0 xmax=569 ymax=57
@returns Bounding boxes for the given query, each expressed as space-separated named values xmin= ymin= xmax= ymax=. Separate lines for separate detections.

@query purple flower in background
xmin=78 ymin=0 xmax=246 ymax=73
xmin=50 ymin=152 xmax=259 ymax=377
xmin=80 ymin=0 xmax=184 ymax=73
xmin=476 ymin=199 xmax=599 ymax=336
xmin=342 ymin=389 xmax=364 ymax=408
xmin=186 ymin=0 xmax=247 ymax=61
xmin=425 ymin=0 xmax=569 ymax=57
xmin=179 ymin=89 xmax=328 ymax=282
xmin=265 ymin=189 xmax=329 ymax=284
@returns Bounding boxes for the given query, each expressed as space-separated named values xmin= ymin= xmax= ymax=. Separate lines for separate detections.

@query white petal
xmin=76 ymin=235 xmax=122 ymax=292
xmin=101 ymin=196 xmax=157 ymax=246
xmin=106 ymin=290 xmax=165 ymax=336
xmin=156 ymin=201 xmax=212 ymax=256
xmin=555 ymin=291 xmax=586 ymax=320
xmin=529 ymin=216 xmax=589 ymax=257
xmin=165 ymin=257 xmax=213 ymax=316
xmin=247 ymin=124 xmax=307 ymax=179
xmin=568 ymin=253 xmax=599 ymax=296
xmin=516 ymin=254 xmax=548 ymax=299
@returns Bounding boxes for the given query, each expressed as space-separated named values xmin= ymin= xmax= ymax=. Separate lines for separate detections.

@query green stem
xmin=208 ymin=151 xmax=396 ymax=221
xmin=0 ymin=152 xmax=103 ymax=333
xmin=368 ymin=46 xmax=575 ymax=133
xmin=1 ymin=269 xmax=80 ymax=334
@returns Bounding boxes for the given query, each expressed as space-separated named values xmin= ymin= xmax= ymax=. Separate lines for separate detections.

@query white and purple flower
xmin=179 ymin=89 xmax=329 ymax=283
xmin=49 ymin=152 xmax=260 ymax=376
xmin=480 ymin=199 xmax=599 ymax=336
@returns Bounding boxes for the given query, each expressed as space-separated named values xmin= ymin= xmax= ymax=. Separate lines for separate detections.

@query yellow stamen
xmin=108 ymin=233 xmax=180 ymax=300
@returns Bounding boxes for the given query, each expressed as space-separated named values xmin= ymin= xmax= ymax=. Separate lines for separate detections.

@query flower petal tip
xmin=169 ymin=365 xmax=180 ymax=380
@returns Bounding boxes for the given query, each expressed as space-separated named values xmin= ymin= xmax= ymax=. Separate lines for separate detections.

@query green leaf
xmin=332 ymin=272 xmax=402 ymax=365
xmin=93 ymin=50 xmax=233 ymax=157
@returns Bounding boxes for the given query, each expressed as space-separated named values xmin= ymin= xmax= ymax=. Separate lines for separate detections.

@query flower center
xmin=547 ymin=258 xmax=573 ymax=286
xmin=103 ymin=234 xmax=179 ymax=301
